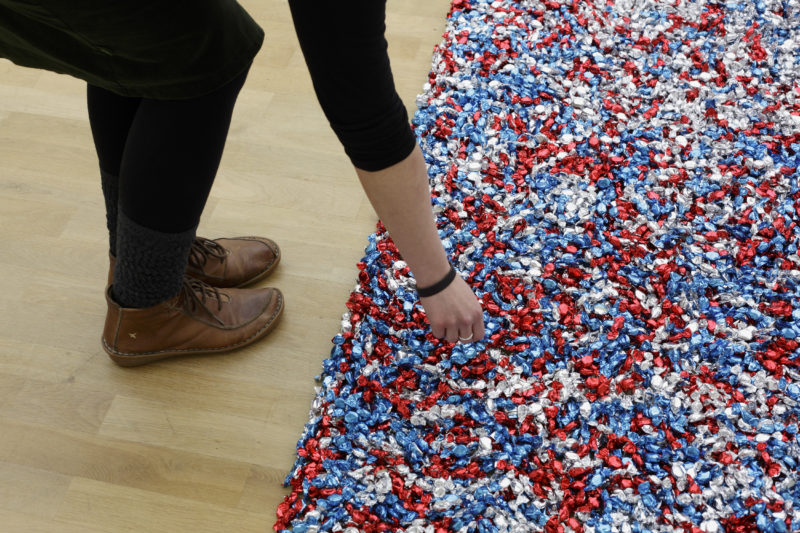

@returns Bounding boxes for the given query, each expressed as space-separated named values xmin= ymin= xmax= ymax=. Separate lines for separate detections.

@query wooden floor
xmin=0 ymin=2 xmax=450 ymax=531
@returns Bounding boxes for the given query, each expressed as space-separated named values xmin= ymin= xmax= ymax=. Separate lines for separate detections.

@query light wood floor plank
xmin=0 ymin=461 xmax=71 ymax=518
xmin=0 ymin=377 xmax=113 ymax=434
xmin=0 ymin=509 xmax=112 ymax=533
xmin=0 ymin=417 xmax=275 ymax=509
xmin=0 ymin=337 xmax=96 ymax=384
xmin=0 ymin=374 xmax=26 ymax=408
xmin=236 ymin=464 xmax=293 ymax=514
xmin=98 ymin=395 xmax=300 ymax=466
xmin=57 ymin=477 xmax=271 ymax=533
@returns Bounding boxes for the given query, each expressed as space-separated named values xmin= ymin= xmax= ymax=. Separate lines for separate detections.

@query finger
xmin=444 ymin=326 xmax=460 ymax=344
xmin=430 ymin=323 xmax=446 ymax=340
xmin=472 ymin=314 xmax=486 ymax=342
xmin=457 ymin=327 xmax=474 ymax=343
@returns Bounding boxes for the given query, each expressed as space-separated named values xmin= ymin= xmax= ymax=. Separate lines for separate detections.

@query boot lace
xmin=177 ymin=277 xmax=226 ymax=326
xmin=188 ymin=238 xmax=228 ymax=270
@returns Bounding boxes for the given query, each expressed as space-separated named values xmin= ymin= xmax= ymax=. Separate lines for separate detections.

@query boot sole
xmin=103 ymin=290 xmax=284 ymax=367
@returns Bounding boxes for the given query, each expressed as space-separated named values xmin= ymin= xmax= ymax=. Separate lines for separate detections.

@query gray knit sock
xmin=112 ymin=211 xmax=196 ymax=308
xmin=100 ymin=169 xmax=119 ymax=256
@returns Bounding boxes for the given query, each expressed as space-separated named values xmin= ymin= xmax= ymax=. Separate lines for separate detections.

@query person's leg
xmin=98 ymin=65 xmax=285 ymax=366
xmin=88 ymin=79 xmax=281 ymax=290
xmin=86 ymin=85 xmax=141 ymax=256
xmin=111 ymin=67 xmax=249 ymax=308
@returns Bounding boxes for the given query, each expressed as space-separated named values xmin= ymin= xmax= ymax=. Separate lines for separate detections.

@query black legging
xmin=288 ymin=0 xmax=417 ymax=172
xmin=87 ymin=67 xmax=249 ymax=234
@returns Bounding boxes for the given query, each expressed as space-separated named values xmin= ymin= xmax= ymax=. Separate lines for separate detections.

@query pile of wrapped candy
xmin=275 ymin=0 xmax=800 ymax=531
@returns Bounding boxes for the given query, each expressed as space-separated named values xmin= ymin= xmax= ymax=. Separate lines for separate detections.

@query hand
xmin=353 ymin=147 xmax=485 ymax=344
xmin=419 ymin=276 xmax=485 ymax=344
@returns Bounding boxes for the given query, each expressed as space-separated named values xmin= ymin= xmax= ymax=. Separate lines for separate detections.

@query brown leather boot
xmin=102 ymin=278 xmax=283 ymax=367
xmin=187 ymin=237 xmax=280 ymax=287
xmin=108 ymin=236 xmax=280 ymax=287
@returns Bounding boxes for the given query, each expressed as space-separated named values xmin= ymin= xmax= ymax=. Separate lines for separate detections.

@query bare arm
xmin=287 ymin=1 xmax=484 ymax=342
xmin=355 ymin=145 xmax=485 ymax=343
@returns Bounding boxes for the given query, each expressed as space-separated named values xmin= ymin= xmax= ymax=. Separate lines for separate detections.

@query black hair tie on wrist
xmin=417 ymin=265 xmax=457 ymax=298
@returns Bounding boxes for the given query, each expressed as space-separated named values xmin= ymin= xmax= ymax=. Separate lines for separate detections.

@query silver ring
xmin=458 ymin=333 xmax=474 ymax=342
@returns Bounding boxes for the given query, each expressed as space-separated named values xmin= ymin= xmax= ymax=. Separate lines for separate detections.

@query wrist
xmin=408 ymin=254 xmax=452 ymax=286
xmin=416 ymin=264 xmax=457 ymax=298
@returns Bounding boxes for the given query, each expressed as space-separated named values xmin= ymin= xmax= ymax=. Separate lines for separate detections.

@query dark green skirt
xmin=0 ymin=0 xmax=264 ymax=99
